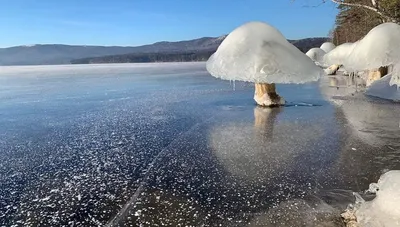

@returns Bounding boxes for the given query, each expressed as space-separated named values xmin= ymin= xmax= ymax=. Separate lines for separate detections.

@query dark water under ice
xmin=0 ymin=63 xmax=399 ymax=226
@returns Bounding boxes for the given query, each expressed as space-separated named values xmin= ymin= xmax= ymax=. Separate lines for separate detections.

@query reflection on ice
xmin=320 ymin=75 xmax=400 ymax=147
xmin=209 ymin=106 xmax=325 ymax=185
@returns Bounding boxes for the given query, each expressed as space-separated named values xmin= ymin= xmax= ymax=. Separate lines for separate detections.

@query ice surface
xmin=366 ymin=74 xmax=400 ymax=102
xmin=206 ymin=21 xmax=324 ymax=84
xmin=356 ymin=170 xmax=400 ymax=226
xmin=249 ymin=198 xmax=344 ymax=227
xmin=320 ymin=42 xmax=336 ymax=53
xmin=323 ymin=42 xmax=357 ymax=67
xmin=2 ymin=63 xmax=400 ymax=226
xmin=306 ymin=48 xmax=326 ymax=64
xmin=0 ymin=62 xmax=206 ymax=77
xmin=209 ymin=107 xmax=329 ymax=184
xmin=345 ymin=23 xmax=400 ymax=72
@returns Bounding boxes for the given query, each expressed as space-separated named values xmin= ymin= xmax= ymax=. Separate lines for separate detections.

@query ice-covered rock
xmin=324 ymin=64 xmax=342 ymax=75
xmin=306 ymin=48 xmax=326 ymax=64
xmin=320 ymin=42 xmax=336 ymax=53
xmin=355 ymin=170 xmax=400 ymax=227
xmin=344 ymin=23 xmax=400 ymax=74
xmin=206 ymin=21 xmax=324 ymax=84
xmin=366 ymin=74 xmax=400 ymax=102
xmin=323 ymin=42 xmax=357 ymax=67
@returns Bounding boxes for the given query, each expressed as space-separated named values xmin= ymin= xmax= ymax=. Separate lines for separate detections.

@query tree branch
xmin=328 ymin=0 xmax=396 ymax=22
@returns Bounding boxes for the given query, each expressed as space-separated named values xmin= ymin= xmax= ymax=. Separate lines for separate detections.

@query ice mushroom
xmin=322 ymin=42 xmax=358 ymax=75
xmin=320 ymin=42 xmax=336 ymax=53
xmin=323 ymin=43 xmax=356 ymax=67
xmin=305 ymin=48 xmax=326 ymax=65
xmin=345 ymin=23 xmax=400 ymax=86
xmin=206 ymin=21 xmax=324 ymax=107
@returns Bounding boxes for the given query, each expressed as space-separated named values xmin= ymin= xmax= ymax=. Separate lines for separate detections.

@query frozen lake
xmin=1 ymin=63 xmax=400 ymax=226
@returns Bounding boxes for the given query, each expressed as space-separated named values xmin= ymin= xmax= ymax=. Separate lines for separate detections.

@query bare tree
xmin=294 ymin=0 xmax=399 ymax=22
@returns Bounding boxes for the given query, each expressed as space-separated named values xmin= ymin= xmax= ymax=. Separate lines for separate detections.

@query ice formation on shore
xmin=206 ymin=21 xmax=324 ymax=84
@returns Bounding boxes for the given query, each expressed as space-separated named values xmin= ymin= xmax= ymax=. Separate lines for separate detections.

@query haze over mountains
xmin=0 ymin=36 xmax=329 ymax=66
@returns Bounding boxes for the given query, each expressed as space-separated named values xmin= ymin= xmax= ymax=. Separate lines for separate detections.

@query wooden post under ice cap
xmin=366 ymin=66 xmax=389 ymax=87
xmin=254 ymin=83 xmax=285 ymax=107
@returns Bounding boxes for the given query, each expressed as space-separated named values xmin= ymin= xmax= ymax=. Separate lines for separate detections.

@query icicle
xmin=233 ymin=80 xmax=236 ymax=91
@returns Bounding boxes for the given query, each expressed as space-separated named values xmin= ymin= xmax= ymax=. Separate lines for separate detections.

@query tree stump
xmin=254 ymin=83 xmax=285 ymax=107
xmin=366 ymin=66 xmax=389 ymax=86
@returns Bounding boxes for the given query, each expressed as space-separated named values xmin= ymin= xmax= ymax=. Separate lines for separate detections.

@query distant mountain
xmin=0 ymin=45 xmax=137 ymax=66
xmin=0 ymin=36 xmax=329 ymax=66
xmin=72 ymin=37 xmax=330 ymax=64
xmin=288 ymin=38 xmax=331 ymax=53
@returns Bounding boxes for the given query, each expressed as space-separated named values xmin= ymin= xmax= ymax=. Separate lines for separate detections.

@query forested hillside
xmin=331 ymin=0 xmax=400 ymax=44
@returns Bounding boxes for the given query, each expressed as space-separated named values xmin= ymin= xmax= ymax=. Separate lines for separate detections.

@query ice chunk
xmin=306 ymin=48 xmax=326 ymax=64
xmin=366 ymin=74 xmax=400 ymax=102
xmin=345 ymin=23 xmax=400 ymax=72
xmin=355 ymin=170 xmax=400 ymax=226
xmin=206 ymin=21 xmax=324 ymax=84
xmin=320 ymin=42 xmax=336 ymax=53
xmin=390 ymin=63 xmax=400 ymax=87
xmin=323 ymin=42 xmax=357 ymax=67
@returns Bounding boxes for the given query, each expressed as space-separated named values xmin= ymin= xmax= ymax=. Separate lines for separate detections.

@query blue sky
xmin=0 ymin=0 xmax=338 ymax=47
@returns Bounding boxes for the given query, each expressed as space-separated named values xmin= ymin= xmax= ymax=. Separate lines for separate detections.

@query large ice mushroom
xmin=320 ymin=42 xmax=336 ymax=53
xmin=206 ymin=21 xmax=324 ymax=107
xmin=306 ymin=48 xmax=326 ymax=64
xmin=323 ymin=42 xmax=357 ymax=68
xmin=344 ymin=23 xmax=400 ymax=87
xmin=352 ymin=171 xmax=400 ymax=226
xmin=322 ymin=42 xmax=358 ymax=75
